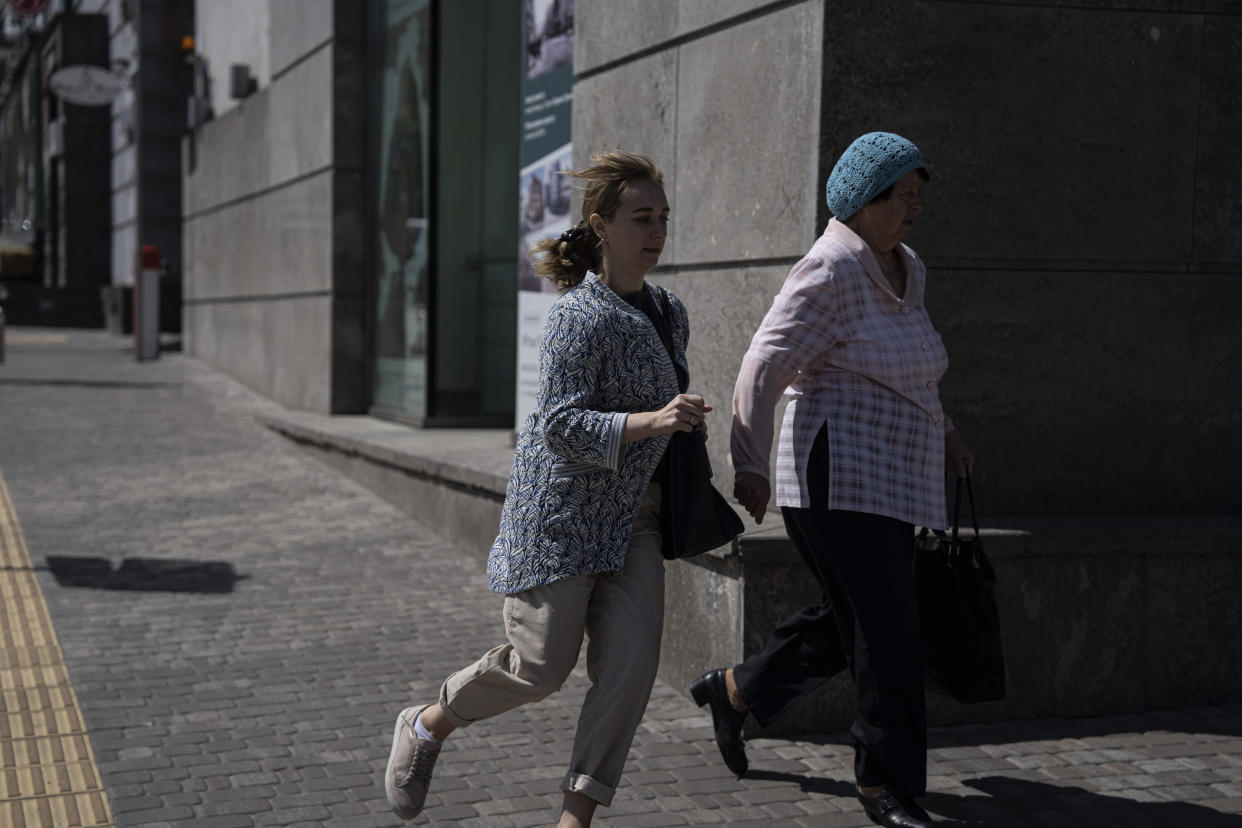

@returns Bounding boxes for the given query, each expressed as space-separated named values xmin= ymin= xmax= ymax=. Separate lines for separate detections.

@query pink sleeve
xmin=730 ymin=253 xmax=840 ymax=481
xmin=730 ymin=354 xmax=797 ymax=480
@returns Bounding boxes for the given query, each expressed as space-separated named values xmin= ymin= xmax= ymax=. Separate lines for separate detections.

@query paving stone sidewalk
xmin=1 ymin=327 xmax=1241 ymax=828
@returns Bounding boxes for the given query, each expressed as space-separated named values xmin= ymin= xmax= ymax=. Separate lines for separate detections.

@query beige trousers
xmin=439 ymin=483 xmax=666 ymax=806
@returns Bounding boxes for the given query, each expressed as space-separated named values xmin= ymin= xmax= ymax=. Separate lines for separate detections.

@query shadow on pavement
xmin=45 ymin=556 xmax=247 ymax=593
xmin=925 ymin=775 xmax=1242 ymax=827
xmin=758 ymin=704 xmax=1242 ymax=748
xmin=930 ymin=708 xmax=1242 ymax=743
xmin=744 ymin=770 xmax=1241 ymax=826
xmin=0 ymin=378 xmax=181 ymax=389
xmin=744 ymin=769 xmax=857 ymax=798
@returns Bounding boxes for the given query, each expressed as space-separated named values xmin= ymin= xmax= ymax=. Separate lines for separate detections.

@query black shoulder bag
xmin=914 ymin=473 xmax=1007 ymax=703
xmin=649 ymin=287 xmax=744 ymax=559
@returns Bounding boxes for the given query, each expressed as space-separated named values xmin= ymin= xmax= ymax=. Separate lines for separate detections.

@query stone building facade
xmin=184 ymin=0 xmax=1242 ymax=731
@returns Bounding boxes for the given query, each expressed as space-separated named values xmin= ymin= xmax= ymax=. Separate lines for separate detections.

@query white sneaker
xmin=384 ymin=706 xmax=442 ymax=820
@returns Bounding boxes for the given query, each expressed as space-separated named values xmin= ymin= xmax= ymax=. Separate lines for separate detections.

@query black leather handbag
xmin=914 ymin=474 xmax=1006 ymax=703
xmin=651 ymin=288 xmax=744 ymax=560
xmin=659 ymin=428 xmax=744 ymax=559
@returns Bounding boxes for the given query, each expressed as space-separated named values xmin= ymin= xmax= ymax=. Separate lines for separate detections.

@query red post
xmin=134 ymin=244 xmax=162 ymax=360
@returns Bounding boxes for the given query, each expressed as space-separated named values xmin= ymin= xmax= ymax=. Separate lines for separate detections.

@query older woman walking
xmin=691 ymin=132 xmax=974 ymax=828
xmin=384 ymin=151 xmax=710 ymax=827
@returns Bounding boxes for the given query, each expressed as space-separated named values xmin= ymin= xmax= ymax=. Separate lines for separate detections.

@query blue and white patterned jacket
xmin=487 ymin=271 xmax=689 ymax=594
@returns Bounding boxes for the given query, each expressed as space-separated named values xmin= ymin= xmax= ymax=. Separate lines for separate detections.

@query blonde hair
xmin=531 ymin=150 xmax=665 ymax=290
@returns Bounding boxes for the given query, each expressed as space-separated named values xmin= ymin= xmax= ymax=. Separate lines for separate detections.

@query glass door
xmin=369 ymin=0 xmax=434 ymax=420
xmin=368 ymin=0 xmax=520 ymax=426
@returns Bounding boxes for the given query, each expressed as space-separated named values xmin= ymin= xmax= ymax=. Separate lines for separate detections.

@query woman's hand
xmin=622 ymin=394 xmax=711 ymax=443
xmin=945 ymin=429 xmax=975 ymax=478
xmin=651 ymin=393 xmax=710 ymax=435
xmin=734 ymin=471 xmax=771 ymax=524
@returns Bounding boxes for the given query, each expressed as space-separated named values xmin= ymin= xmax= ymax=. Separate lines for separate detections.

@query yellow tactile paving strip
xmin=3 ymin=334 xmax=69 ymax=345
xmin=0 ymin=471 xmax=115 ymax=827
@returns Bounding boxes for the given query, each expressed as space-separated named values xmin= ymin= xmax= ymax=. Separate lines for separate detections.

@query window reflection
xmin=371 ymin=0 xmax=432 ymax=417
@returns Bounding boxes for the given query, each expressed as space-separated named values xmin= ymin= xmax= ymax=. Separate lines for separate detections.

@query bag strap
xmin=951 ymin=473 xmax=981 ymax=541
xmin=965 ymin=473 xmax=980 ymax=537
xmin=951 ymin=477 xmax=961 ymax=542
xmin=653 ymin=286 xmax=674 ymax=357
xmin=653 ymin=286 xmax=688 ymax=393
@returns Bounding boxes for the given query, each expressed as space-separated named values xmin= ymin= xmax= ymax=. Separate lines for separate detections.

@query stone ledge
xmin=259 ymin=409 xmax=513 ymax=499
xmin=259 ymin=410 xmax=514 ymax=560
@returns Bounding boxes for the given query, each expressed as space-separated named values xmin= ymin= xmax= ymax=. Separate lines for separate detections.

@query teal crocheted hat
xmin=825 ymin=132 xmax=926 ymax=221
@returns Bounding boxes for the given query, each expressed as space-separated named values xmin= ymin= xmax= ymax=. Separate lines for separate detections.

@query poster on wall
xmin=515 ymin=0 xmax=574 ymax=430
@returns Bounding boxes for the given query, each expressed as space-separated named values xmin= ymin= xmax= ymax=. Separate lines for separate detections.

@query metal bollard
xmin=134 ymin=245 xmax=161 ymax=361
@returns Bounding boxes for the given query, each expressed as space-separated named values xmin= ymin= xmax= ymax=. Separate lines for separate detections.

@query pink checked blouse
xmin=731 ymin=218 xmax=955 ymax=530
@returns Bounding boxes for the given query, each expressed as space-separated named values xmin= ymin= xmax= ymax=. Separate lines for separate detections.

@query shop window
xmin=368 ymin=0 xmax=519 ymax=426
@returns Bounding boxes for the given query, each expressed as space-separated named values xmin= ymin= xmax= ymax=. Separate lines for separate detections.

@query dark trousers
xmin=732 ymin=427 xmax=927 ymax=795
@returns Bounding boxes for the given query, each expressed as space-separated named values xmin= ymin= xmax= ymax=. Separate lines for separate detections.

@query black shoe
xmin=857 ymin=786 xmax=936 ymax=827
xmin=900 ymin=796 xmax=932 ymax=822
xmin=689 ymin=668 xmax=748 ymax=777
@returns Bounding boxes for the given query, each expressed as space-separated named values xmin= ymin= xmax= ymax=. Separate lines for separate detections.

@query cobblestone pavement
xmin=1 ymin=327 xmax=1241 ymax=827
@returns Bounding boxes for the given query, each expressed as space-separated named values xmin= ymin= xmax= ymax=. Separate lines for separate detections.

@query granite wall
xmin=182 ymin=1 xmax=366 ymax=413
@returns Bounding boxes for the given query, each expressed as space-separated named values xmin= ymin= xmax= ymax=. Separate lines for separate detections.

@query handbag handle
xmin=950 ymin=473 xmax=981 ymax=543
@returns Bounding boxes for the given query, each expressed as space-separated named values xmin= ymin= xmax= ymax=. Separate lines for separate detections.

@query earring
xmin=596 ymin=238 xmax=604 ymax=248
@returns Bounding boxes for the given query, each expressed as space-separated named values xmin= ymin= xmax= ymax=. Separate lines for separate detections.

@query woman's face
xmin=595 ymin=178 xmax=669 ymax=277
xmin=860 ymin=170 xmax=925 ymax=244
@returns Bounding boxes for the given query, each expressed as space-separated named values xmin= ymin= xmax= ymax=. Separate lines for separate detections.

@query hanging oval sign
xmin=48 ymin=64 xmax=125 ymax=106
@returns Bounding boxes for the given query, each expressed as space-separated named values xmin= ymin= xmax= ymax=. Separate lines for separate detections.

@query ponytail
xmin=530 ymin=222 xmax=601 ymax=291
